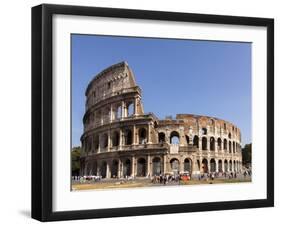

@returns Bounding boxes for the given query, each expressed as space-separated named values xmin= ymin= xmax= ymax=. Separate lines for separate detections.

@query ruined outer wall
xmin=80 ymin=62 xmax=243 ymax=178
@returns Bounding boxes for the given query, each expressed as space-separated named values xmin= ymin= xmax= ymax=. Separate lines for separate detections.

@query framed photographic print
xmin=31 ymin=4 xmax=274 ymax=221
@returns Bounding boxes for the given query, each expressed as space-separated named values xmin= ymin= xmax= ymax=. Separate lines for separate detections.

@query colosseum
xmin=80 ymin=61 xmax=243 ymax=179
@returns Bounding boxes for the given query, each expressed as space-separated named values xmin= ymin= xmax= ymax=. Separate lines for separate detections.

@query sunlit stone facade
xmin=80 ymin=62 xmax=242 ymax=178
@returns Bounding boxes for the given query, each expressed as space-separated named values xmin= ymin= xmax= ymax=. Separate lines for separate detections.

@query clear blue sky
xmin=71 ymin=34 xmax=252 ymax=147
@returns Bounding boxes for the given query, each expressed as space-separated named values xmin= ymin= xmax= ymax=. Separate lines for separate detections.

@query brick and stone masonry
xmin=80 ymin=62 xmax=243 ymax=178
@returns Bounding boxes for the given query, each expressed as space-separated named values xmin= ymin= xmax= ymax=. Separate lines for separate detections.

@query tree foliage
xmin=72 ymin=146 xmax=81 ymax=176
xmin=242 ymin=143 xmax=252 ymax=165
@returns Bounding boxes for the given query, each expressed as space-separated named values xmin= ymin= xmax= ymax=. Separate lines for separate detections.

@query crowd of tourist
xmin=73 ymin=169 xmax=252 ymax=184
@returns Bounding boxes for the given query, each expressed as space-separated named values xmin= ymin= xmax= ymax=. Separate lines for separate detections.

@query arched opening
xmin=127 ymin=102 xmax=134 ymax=117
xmin=137 ymin=158 xmax=146 ymax=177
xmin=210 ymin=159 xmax=216 ymax=172
xmin=170 ymin=158 xmax=180 ymax=173
xmin=229 ymin=160 xmax=232 ymax=172
xmin=170 ymin=131 xmax=180 ymax=144
xmin=116 ymin=105 xmax=122 ymax=119
xmin=152 ymin=157 xmax=161 ymax=176
xmin=218 ymin=160 xmax=223 ymax=172
xmin=210 ymin=137 xmax=215 ymax=151
xmin=202 ymin=127 xmax=207 ymax=135
xmin=139 ymin=128 xmax=147 ymax=144
xmin=101 ymin=133 xmax=108 ymax=150
xmin=217 ymin=138 xmax=222 ymax=150
xmin=103 ymin=107 xmax=111 ymax=123
xmin=95 ymin=110 xmax=102 ymax=125
xmin=92 ymin=161 xmax=97 ymax=175
xmin=124 ymin=129 xmax=132 ymax=145
xmin=202 ymin=137 xmax=207 ymax=150
xmin=93 ymin=135 xmax=99 ymax=152
xmin=224 ymin=160 xmax=228 ymax=172
xmin=111 ymin=160 xmax=118 ymax=178
xmin=112 ymin=131 xmax=119 ymax=147
xmin=193 ymin=135 xmax=199 ymax=148
xmin=186 ymin=135 xmax=190 ymax=145
xmin=184 ymin=158 xmax=192 ymax=173
xmin=233 ymin=142 xmax=236 ymax=153
xmin=123 ymin=159 xmax=131 ymax=177
xmin=158 ymin=132 xmax=165 ymax=143
xmin=202 ymin=158 xmax=208 ymax=173
xmin=100 ymin=161 xmax=107 ymax=178
xmin=197 ymin=160 xmax=200 ymax=171
xmin=223 ymin=139 xmax=227 ymax=151
xmin=229 ymin=141 xmax=232 ymax=153
xmin=228 ymin=133 xmax=232 ymax=139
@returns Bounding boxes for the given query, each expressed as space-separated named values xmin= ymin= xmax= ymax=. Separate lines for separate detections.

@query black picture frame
xmin=32 ymin=3 xmax=274 ymax=222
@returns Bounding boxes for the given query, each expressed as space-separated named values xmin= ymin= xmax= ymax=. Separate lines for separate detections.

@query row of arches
xmin=158 ymin=131 xmax=241 ymax=153
xmin=83 ymin=157 xmax=163 ymax=178
xmin=85 ymin=99 xmax=137 ymax=129
xmin=82 ymin=157 xmax=242 ymax=178
xmin=83 ymin=127 xmax=148 ymax=153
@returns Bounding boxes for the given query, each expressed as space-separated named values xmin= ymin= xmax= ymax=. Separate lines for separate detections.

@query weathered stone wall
xmin=80 ymin=62 xmax=243 ymax=178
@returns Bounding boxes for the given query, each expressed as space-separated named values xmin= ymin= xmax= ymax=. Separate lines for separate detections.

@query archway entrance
xmin=224 ymin=160 xmax=228 ymax=172
xmin=170 ymin=131 xmax=180 ymax=144
xmin=100 ymin=161 xmax=107 ymax=178
xmin=202 ymin=158 xmax=208 ymax=173
xmin=137 ymin=158 xmax=146 ymax=177
xmin=229 ymin=160 xmax=232 ymax=172
xmin=111 ymin=160 xmax=118 ymax=178
xmin=218 ymin=160 xmax=223 ymax=172
xmin=123 ymin=159 xmax=131 ymax=177
xmin=184 ymin=158 xmax=192 ymax=173
xmin=152 ymin=157 xmax=161 ymax=176
xmin=139 ymin=128 xmax=147 ymax=144
xmin=170 ymin=158 xmax=180 ymax=174
xmin=210 ymin=159 xmax=216 ymax=172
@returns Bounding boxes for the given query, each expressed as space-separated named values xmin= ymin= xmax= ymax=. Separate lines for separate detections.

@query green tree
xmin=242 ymin=143 xmax=252 ymax=166
xmin=72 ymin=146 xmax=81 ymax=176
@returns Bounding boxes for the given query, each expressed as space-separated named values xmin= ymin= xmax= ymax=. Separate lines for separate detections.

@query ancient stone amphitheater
xmin=80 ymin=62 xmax=242 ymax=178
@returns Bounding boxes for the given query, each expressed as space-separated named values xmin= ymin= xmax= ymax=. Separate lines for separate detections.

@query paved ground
xmin=71 ymin=176 xmax=252 ymax=191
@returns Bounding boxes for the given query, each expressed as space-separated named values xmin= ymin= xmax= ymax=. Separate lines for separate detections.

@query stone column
xmin=207 ymin=158 xmax=211 ymax=173
xmin=97 ymin=134 xmax=101 ymax=153
xmin=110 ymin=104 xmax=113 ymax=122
xmin=133 ymin=125 xmax=136 ymax=145
xmin=118 ymin=159 xmax=122 ymax=178
xmin=119 ymin=128 xmax=123 ymax=150
xmin=121 ymin=101 xmax=125 ymax=119
xmin=134 ymin=97 xmax=138 ymax=116
xmin=215 ymin=159 xmax=218 ymax=172
xmin=132 ymin=156 xmax=136 ymax=177
xmin=147 ymin=155 xmax=151 ymax=177
xmin=180 ymin=158 xmax=184 ymax=173
xmin=106 ymin=162 xmax=111 ymax=178
xmin=107 ymin=131 xmax=111 ymax=152
xmin=214 ymin=140 xmax=218 ymax=153
xmin=147 ymin=123 xmax=151 ymax=144
xmin=222 ymin=160 xmax=225 ymax=173
xmin=163 ymin=155 xmax=167 ymax=174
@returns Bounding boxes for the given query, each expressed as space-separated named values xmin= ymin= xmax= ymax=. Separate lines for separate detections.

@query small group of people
xmin=72 ymin=175 xmax=102 ymax=183
xmin=151 ymin=174 xmax=186 ymax=185
xmin=197 ymin=170 xmax=250 ymax=181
